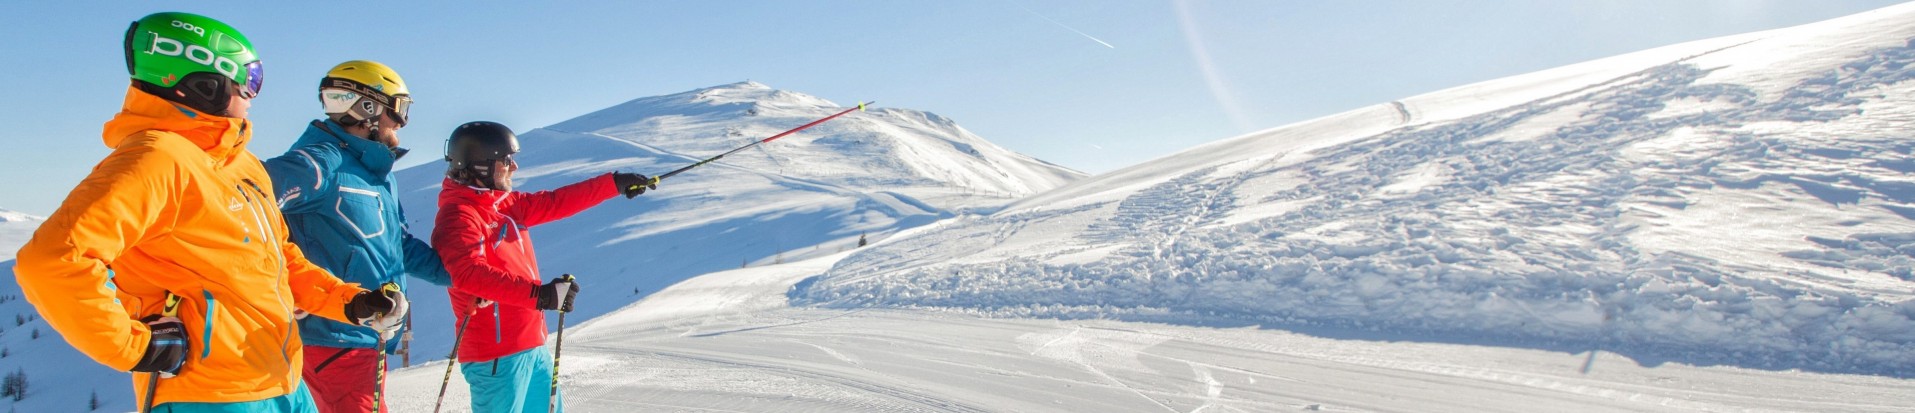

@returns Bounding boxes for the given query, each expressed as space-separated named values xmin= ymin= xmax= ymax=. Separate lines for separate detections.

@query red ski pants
xmin=301 ymin=345 xmax=386 ymax=413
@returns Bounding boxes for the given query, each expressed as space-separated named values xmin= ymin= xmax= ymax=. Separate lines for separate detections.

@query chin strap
xmin=138 ymin=75 xmax=232 ymax=117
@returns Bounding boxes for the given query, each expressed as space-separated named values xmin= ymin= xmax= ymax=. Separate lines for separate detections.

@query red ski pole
xmin=633 ymin=102 xmax=873 ymax=191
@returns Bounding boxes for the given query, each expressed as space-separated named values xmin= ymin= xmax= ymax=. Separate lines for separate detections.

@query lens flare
xmin=1174 ymin=0 xmax=1254 ymax=133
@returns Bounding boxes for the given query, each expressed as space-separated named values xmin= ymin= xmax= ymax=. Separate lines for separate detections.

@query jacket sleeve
xmin=13 ymin=136 xmax=174 ymax=371
xmin=266 ymin=184 xmax=367 ymax=323
xmin=433 ymin=208 xmax=540 ymax=308
xmin=261 ymin=143 xmax=343 ymax=214
xmin=502 ymin=173 xmax=619 ymax=228
xmin=403 ymin=231 xmax=452 ymax=287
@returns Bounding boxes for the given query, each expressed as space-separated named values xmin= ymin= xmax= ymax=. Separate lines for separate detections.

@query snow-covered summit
xmin=0 ymin=209 xmax=39 ymax=224
xmin=795 ymin=3 xmax=1915 ymax=376
xmin=0 ymin=209 xmax=42 ymax=262
xmin=551 ymin=81 xmax=834 ymax=133
xmin=545 ymin=81 xmax=1082 ymax=206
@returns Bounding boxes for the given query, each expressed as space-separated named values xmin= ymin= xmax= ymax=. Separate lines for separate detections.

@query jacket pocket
xmin=199 ymin=291 xmax=217 ymax=359
xmin=335 ymin=186 xmax=388 ymax=239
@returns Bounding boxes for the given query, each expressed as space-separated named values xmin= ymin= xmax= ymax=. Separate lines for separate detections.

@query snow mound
xmin=793 ymin=4 xmax=1915 ymax=376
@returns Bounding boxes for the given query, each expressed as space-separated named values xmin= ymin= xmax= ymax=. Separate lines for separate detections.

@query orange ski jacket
xmin=13 ymin=87 xmax=368 ymax=406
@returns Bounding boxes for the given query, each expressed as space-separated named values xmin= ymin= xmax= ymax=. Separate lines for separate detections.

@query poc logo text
xmin=145 ymin=32 xmax=241 ymax=81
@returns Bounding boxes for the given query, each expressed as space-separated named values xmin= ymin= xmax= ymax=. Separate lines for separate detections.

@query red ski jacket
xmin=432 ymin=174 xmax=617 ymax=362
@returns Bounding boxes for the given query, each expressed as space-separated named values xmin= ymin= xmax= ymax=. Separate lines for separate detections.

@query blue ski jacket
xmin=263 ymin=119 xmax=451 ymax=350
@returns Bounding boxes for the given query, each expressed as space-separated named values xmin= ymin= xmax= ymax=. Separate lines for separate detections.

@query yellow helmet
xmin=319 ymin=60 xmax=411 ymax=127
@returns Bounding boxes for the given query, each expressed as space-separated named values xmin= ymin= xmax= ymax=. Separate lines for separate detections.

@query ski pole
xmin=371 ymin=282 xmax=400 ymax=413
xmin=434 ymin=298 xmax=484 ymax=413
xmin=141 ymin=293 xmax=182 ymax=413
xmin=402 ymin=312 xmax=413 ymax=367
xmin=635 ymin=102 xmax=872 ymax=190
xmin=549 ymin=274 xmax=575 ymax=413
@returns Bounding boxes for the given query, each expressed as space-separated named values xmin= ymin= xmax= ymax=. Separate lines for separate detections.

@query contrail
xmin=1011 ymin=2 xmax=1116 ymax=49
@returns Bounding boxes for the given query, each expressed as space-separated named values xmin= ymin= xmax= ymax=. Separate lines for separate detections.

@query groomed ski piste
xmin=386 ymin=250 xmax=1913 ymax=412
xmin=389 ymin=3 xmax=1915 ymax=412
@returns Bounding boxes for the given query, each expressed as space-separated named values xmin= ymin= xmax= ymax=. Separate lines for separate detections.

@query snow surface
xmin=13 ymin=2 xmax=1915 ymax=411
xmin=390 ymin=250 xmax=1915 ymax=412
xmin=792 ymin=2 xmax=1915 ymax=377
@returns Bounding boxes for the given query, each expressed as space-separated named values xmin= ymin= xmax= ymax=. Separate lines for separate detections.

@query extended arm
xmin=502 ymin=173 xmax=619 ymax=227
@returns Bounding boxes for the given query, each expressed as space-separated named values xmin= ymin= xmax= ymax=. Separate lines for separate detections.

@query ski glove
xmin=535 ymin=274 xmax=580 ymax=312
xmin=613 ymin=172 xmax=657 ymax=198
xmin=132 ymin=315 xmax=188 ymax=378
xmin=345 ymin=284 xmax=409 ymax=340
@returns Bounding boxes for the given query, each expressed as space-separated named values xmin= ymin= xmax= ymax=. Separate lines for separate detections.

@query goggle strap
xmin=319 ymin=77 xmax=396 ymax=106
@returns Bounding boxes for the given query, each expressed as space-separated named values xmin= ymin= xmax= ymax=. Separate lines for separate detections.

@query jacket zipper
xmin=472 ymin=198 xmax=543 ymax=349
xmin=237 ymin=179 xmax=295 ymax=363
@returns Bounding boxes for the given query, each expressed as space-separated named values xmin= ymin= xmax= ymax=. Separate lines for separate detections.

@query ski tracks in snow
xmin=1019 ymin=324 xmax=1303 ymax=412
xmin=579 ymin=344 xmax=994 ymax=413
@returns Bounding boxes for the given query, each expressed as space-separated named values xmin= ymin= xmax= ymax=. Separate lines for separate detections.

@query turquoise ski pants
xmin=462 ymin=347 xmax=563 ymax=413
xmin=155 ymin=382 xmax=317 ymax=413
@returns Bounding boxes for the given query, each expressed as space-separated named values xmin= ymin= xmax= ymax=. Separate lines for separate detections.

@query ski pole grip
xmin=377 ymin=282 xmax=402 ymax=318
xmin=161 ymin=293 xmax=182 ymax=318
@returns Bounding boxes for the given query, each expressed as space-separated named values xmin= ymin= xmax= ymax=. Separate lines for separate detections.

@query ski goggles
xmin=319 ymin=76 xmax=409 ymax=126
xmin=239 ymin=61 xmax=263 ymax=99
xmin=389 ymin=94 xmax=411 ymax=127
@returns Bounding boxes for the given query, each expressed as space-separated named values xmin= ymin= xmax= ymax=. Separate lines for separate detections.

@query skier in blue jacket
xmin=262 ymin=60 xmax=450 ymax=413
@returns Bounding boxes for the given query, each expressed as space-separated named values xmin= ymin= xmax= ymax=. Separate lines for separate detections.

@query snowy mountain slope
xmin=794 ymin=3 xmax=1915 ymax=376
xmin=387 ymin=82 xmax=1084 ymax=366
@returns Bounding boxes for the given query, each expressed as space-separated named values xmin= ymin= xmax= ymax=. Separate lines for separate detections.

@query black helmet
xmin=445 ymin=121 xmax=519 ymax=184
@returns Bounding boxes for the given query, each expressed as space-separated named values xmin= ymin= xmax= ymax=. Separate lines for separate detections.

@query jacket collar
xmin=102 ymin=86 xmax=251 ymax=163
xmin=439 ymin=177 xmax=511 ymax=209
xmin=297 ymin=120 xmax=398 ymax=176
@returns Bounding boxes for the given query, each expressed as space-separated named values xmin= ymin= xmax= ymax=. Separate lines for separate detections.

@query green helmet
xmin=123 ymin=12 xmax=263 ymax=113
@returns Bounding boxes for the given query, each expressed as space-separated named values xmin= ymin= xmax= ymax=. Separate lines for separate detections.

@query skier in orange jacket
xmin=13 ymin=12 xmax=405 ymax=412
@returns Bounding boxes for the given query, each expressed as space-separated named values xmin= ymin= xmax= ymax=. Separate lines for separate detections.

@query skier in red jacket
xmin=430 ymin=121 xmax=655 ymax=412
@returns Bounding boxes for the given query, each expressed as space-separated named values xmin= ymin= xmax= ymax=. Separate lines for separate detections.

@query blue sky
xmin=0 ymin=1 xmax=1903 ymax=215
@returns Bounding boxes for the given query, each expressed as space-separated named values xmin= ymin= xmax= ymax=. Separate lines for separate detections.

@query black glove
xmin=613 ymin=172 xmax=657 ymax=198
xmin=345 ymin=284 xmax=409 ymax=341
xmin=131 ymin=315 xmax=188 ymax=377
xmin=534 ymin=274 xmax=580 ymax=312
xmin=345 ymin=288 xmax=400 ymax=326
